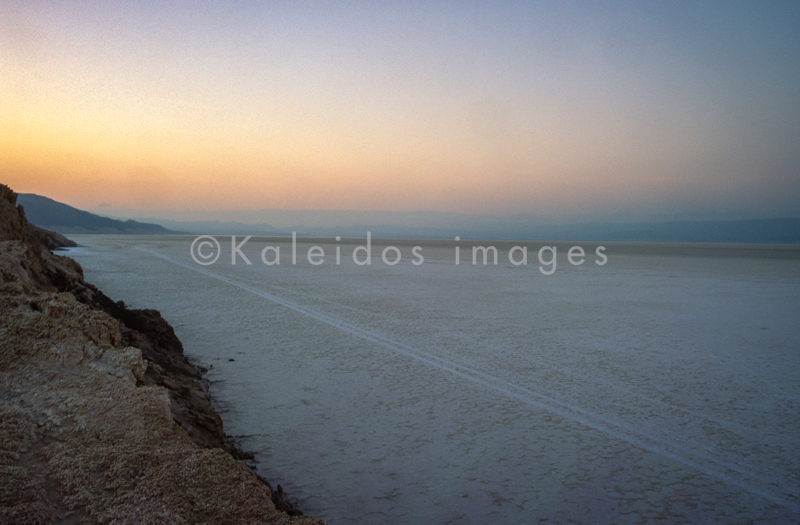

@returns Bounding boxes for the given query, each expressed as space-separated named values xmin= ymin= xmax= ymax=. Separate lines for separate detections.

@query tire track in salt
xmin=138 ymin=247 xmax=798 ymax=510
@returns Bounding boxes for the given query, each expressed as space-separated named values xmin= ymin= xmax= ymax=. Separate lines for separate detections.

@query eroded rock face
xmin=0 ymin=184 xmax=322 ymax=524
xmin=26 ymin=223 xmax=77 ymax=252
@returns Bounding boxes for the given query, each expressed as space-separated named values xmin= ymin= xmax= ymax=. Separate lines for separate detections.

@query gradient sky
xmin=2 ymin=1 xmax=799 ymax=220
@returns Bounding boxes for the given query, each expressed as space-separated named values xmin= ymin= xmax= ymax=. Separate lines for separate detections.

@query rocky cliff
xmin=26 ymin=224 xmax=77 ymax=252
xmin=0 ymin=184 xmax=322 ymax=524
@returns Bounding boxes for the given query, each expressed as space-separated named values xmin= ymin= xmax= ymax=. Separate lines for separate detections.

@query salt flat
xmin=68 ymin=235 xmax=800 ymax=524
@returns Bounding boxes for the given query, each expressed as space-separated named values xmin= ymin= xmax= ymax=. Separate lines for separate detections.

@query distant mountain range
xmin=15 ymin=192 xmax=800 ymax=243
xmin=137 ymin=215 xmax=800 ymax=244
xmin=492 ymin=218 xmax=800 ymax=244
xmin=17 ymin=194 xmax=180 ymax=234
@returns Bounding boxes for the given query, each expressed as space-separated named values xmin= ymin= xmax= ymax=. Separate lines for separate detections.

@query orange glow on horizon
xmin=2 ymin=2 xmax=798 ymax=219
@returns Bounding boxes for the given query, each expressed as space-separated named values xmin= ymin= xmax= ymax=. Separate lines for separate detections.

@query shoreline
xmin=0 ymin=184 xmax=322 ymax=524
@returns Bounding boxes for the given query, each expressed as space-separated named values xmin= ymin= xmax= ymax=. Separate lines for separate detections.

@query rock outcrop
xmin=26 ymin=223 xmax=77 ymax=251
xmin=0 ymin=184 xmax=321 ymax=524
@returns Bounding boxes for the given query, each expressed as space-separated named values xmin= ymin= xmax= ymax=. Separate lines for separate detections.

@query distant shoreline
xmin=17 ymin=193 xmax=800 ymax=243
xmin=66 ymin=233 xmax=800 ymax=261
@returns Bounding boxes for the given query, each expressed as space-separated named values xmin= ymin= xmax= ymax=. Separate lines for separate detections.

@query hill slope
xmin=17 ymin=193 xmax=180 ymax=234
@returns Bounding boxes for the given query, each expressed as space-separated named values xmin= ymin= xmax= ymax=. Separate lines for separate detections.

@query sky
xmin=2 ymin=1 xmax=799 ymax=224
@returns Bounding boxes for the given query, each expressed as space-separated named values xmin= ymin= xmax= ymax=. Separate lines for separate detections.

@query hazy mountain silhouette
xmin=152 ymin=216 xmax=800 ymax=243
xmin=15 ymin=193 xmax=800 ymax=242
xmin=490 ymin=218 xmax=800 ymax=244
xmin=17 ymin=194 xmax=180 ymax=234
